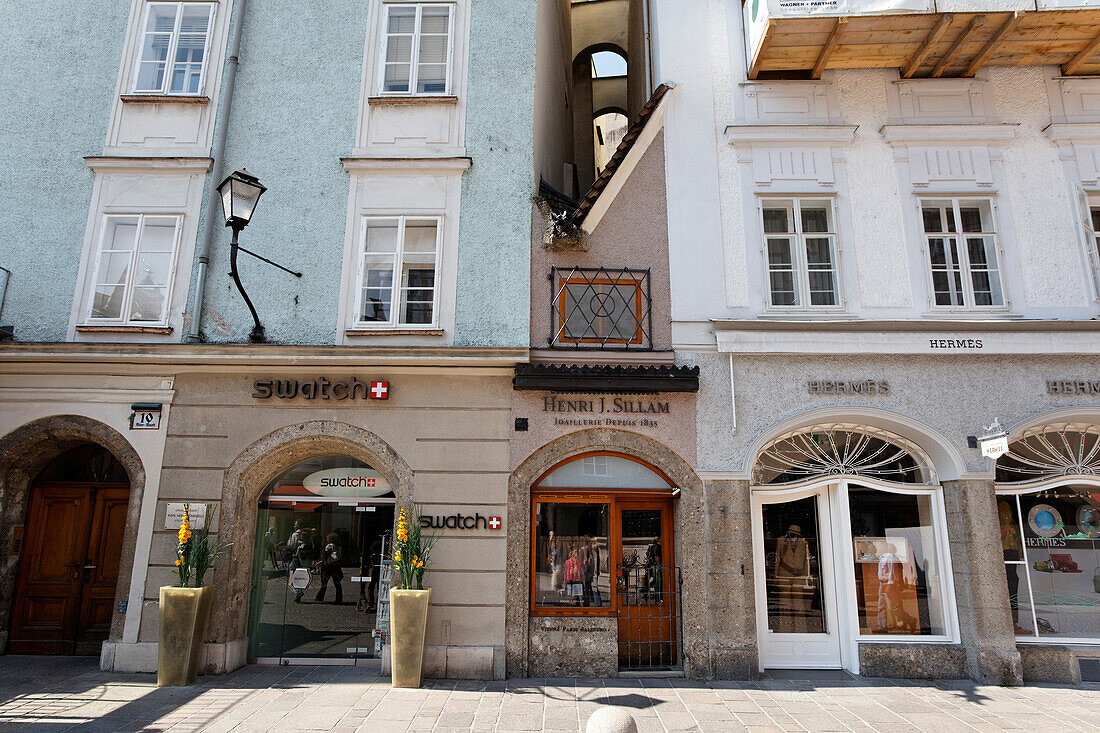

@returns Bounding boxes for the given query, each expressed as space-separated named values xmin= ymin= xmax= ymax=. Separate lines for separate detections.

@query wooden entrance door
xmin=8 ymin=482 xmax=130 ymax=655
xmin=615 ymin=500 xmax=677 ymax=670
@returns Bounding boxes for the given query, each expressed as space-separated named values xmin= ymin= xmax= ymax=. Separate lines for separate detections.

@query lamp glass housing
xmin=216 ymin=169 xmax=266 ymax=229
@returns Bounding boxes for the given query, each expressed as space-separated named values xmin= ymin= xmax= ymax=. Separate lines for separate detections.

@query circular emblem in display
xmin=1076 ymin=504 xmax=1100 ymax=539
xmin=1028 ymin=503 xmax=1063 ymax=538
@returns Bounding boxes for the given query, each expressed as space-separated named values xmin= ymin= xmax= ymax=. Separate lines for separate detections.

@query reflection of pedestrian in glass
xmin=265 ymin=526 xmax=280 ymax=569
xmin=876 ymin=542 xmax=916 ymax=631
xmin=579 ymin=535 xmax=594 ymax=605
xmin=564 ymin=548 xmax=582 ymax=604
xmin=998 ymin=500 xmax=1027 ymax=635
xmin=645 ymin=538 xmax=662 ymax=601
xmin=546 ymin=531 xmax=562 ymax=592
xmin=586 ymin=536 xmax=602 ymax=606
xmin=316 ymin=532 xmax=344 ymax=604
xmin=774 ymin=525 xmax=809 ymax=632
xmin=289 ymin=526 xmax=319 ymax=603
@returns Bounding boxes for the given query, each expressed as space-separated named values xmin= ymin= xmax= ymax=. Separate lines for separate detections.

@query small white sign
xmin=981 ymin=435 xmax=1009 ymax=459
xmin=131 ymin=410 xmax=161 ymax=430
xmin=164 ymin=503 xmax=207 ymax=530
xmin=290 ymin=568 xmax=311 ymax=590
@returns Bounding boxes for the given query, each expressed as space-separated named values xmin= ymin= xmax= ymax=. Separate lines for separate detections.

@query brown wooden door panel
xmin=8 ymin=482 xmax=129 ymax=656
xmin=615 ymin=501 xmax=677 ymax=670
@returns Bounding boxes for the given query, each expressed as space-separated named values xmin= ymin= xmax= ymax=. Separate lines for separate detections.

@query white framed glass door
xmin=752 ymin=487 xmax=843 ymax=669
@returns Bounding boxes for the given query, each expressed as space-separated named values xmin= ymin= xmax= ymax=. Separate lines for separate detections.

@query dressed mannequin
xmin=774 ymin=524 xmax=811 ymax=632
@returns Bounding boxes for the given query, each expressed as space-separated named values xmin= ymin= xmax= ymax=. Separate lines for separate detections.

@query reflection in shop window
xmin=997 ymin=486 xmax=1100 ymax=640
xmin=762 ymin=496 xmax=826 ymax=634
xmin=533 ymin=502 xmax=610 ymax=609
xmin=848 ymin=487 xmax=946 ymax=637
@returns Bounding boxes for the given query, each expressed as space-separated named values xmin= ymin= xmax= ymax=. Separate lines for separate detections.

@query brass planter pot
xmin=157 ymin=586 xmax=213 ymax=686
xmin=389 ymin=588 xmax=432 ymax=688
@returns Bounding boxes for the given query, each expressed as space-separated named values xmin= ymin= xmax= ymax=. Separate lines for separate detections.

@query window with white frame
xmin=761 ymin=198 xmax=840 ymax=308
xmin=356 ymin=216 xmax=441 ymax=327
xmin=1080 ymin=196 xmax=1100 ymax=295
xmin=378 ymin=3 xmax=454 ymax=95
xmin=132 ymin=2 xmax=215 ymax=95
xmin=86 ymin=215 xmax=182 ymax=325
xmin=921 ymin=198 xmax=1004 ymax=308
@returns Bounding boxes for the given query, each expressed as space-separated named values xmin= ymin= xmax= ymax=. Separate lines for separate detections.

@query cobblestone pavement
xmin=2 ymin=657 xmax=1099 ymax=733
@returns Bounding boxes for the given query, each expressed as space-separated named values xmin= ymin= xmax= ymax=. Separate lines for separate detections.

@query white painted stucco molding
xmin=712 ymin=319 xmax=1100 ymax=355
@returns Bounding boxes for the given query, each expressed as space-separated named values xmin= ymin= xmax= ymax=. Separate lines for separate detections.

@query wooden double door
xmin=8 ymin=482 xmax=129 ymax=655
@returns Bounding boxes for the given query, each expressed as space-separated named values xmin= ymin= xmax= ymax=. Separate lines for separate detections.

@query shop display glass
xmin=761 ymin=496 xmax=826 ymax=634
xmin=533 ymin=502 xmax=611 ymax=608
xmin=246 ymin=456 xmax=395 ymax=663
xmin=847 ymin=487 xmax=946 ymax=636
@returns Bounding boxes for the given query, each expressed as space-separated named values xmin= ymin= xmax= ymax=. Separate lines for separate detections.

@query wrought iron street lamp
xmin=215 ymin=169 xmax=301 ymax=343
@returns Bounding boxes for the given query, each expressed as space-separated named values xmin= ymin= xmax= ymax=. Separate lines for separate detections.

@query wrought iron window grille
xmin=550 ymin=267 xmax=652 ymax=351
xmin=616 ymin=564 xmax=682 ymax=671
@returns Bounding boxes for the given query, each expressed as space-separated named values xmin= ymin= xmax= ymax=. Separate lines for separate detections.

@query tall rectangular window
xmin=1082 ymin=197 xmax=1100 ymax=295
xmin=133 ymin=3 xmax=215 ymax=95
xmin=356 ymin=216 xmax=441 ymax=327
xmin=761 ymin=198 xmax=840 ymax=308
xmin=921 ymin=198 xmax=1004 ymax=308
xmin=379 ymin=4 xmax=454 ymax=95
xmin=87 ymin=215 xmax=181 ymax=325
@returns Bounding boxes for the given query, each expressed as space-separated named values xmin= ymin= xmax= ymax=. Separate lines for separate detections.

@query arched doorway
xmin=751 ymin=425 xmax=958 ymax=672
xmin=8 ymin=444 xmax=131 ymax=655
xmin=245 ymin=454 xmax=396 ymax=665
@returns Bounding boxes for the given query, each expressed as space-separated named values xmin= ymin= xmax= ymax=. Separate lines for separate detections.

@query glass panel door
xmin=754 ymin=490 xmax=842 ymax=668
xmin=248 ymin=501 xmax=394 ymax=663
xmin=616 ymin=501 xmax=678 ymax=670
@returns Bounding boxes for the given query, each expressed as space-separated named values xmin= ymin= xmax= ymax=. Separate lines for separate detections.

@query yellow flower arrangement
xmin=390 ymin=505 xmax=436 ymax=590
xmin=172 ymin=503 xmax=228 ymax=588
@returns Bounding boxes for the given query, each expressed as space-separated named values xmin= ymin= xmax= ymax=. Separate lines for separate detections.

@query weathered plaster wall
xmin=531 ymin=132 xmax=672 ymax=351
xmin=534 ymin=0 xmax=573 ymax=193
xmin=0 ymin=1 xmax=130 ymax=342
xmin=453 ymin=0 xmax=536 ymax=348
xmin=194 ymin=1 xmax=367 ymax=344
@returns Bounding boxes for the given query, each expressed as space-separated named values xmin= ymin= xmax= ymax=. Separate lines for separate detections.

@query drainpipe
xmin=643 ymin=0 xmax=653 ymax=94
xmin=187 ymin=0 xmax=248 ymax=342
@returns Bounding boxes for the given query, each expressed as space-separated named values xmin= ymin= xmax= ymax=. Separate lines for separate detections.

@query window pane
xmin=998 ymin=498 xmax=1033 ymax=636
xmin=801 ymin=205 xmax=830 ymax=234
xmin=140 ymin=218 xmax=177 ymax=252
xmin=536 ymin=455 xmax=671 ymax=489
xmin=364 ymin=220 xmax=399 ymax=253
xmin=563 ymin=281 xmax=641 ymax=342
xmin=767 ymin=237 xmax=793 ymax=267
xmin=92 ymin=286 xmax=126 ymax=319
xmin=921 ymin=207 xmax=944 ymax=234
xmin=849 ymin=487 xmax=946 ymax=636
xmin=1091 ymin=207 xmax=1100 ymax=232
xmin=1015 ymin=487 xmax=1100 ymax=640
xmin=129 ymin=286 xmax=168 ymax=322
xmin=808 ymin=271 xmax=837 ymax=306
xmin=769 ymin=272 xmax=796 ymax=306
xmin=134 ymin=252 xmax=173 ymax=288
xmin=420 ymin=6 xmax=450 ymax=34
xmin=805 ymin=237 xmax=833 ymax=268
xmin=385 ymin=34 xmax=413 ymax=64
xmin=959 ymin=206 xmax=985 ymax=233
xmin=387 ymin=6 xmax=416 ymax=33
xmin=105 ymin=218 xmax=140 ymax=251
xmin=533 ymin=502 xmax=611 ymax=608
xmin=360 ymin=254 xmax=394 ymax=322
xmin=403 ymin=221 xmax=437 ymax=254
xmin=763 ymin=497 xmax=826 ymax=634
xmin=966 ymin=236 xmax=1002 ymax=306
xmin=417 ymin=33 xmax=448 ymax=65
xmin=762 ymin=207 xmax=791 ymax=234
xmin=417 ymin=63 xmax=448 ymax=94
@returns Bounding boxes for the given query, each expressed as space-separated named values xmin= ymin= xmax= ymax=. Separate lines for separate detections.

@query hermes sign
xmin=808 ymin=380 xmax=890 ymax=395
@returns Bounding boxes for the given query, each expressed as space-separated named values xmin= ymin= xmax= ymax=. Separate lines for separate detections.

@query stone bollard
xmin=586 ymin=707 xmax=638 ymax=733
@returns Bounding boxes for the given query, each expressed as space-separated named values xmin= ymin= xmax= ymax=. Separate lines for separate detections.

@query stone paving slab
xmin=1 ymin=657 xmax=1099 ymax=732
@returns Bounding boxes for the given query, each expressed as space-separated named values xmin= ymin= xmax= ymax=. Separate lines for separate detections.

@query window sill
xmin=120 ymin=94 xmax=210 ymax=105
xmin=76 ymin=324 xmax=173 ymax=334
xmin=346 ymin=328 xmax=444 ymax=337
xmin=530 ymin=609 xmax=616 ymax=618
xmin=367 ymin=95 xmax=458 ymax=107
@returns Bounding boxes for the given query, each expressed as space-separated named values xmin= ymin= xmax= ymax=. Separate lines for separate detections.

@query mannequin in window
xmin=774 ymin=524 xmax=810 ymax=632
xmin=876 ymin=541 xmax=917 ymax=632
xmin=546 ymin=531 xmax=562 ymax=594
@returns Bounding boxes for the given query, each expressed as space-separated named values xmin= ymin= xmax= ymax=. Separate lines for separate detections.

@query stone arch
xmin=573 ymin=42 xmax=629 ymax=67
xmin=0 ymin=415 xmax=146 ymax=651
xmin=505 ymin=428 xmax=704 ymax=678
xmin=743 ymin=406 xmax=968 ymax=483
xmin=212 ymin=421 xmax=414 ymax=646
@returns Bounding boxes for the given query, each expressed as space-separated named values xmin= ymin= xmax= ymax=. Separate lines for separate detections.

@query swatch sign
xmin=302 ymin=468 xmax=391 ymax=497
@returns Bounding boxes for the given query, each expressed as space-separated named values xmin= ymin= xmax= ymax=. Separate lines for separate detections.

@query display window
xmin=752 ymin=426 xmax=958 ymax=671
xmin=996 ymin=425 xmax=1100 ymax=642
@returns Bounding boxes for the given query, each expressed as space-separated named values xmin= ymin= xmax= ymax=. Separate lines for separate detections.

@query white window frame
xmin=131 ymin=1 xmax=216 ymax=96
xmin=1078 ymin=190 xmax=1100 ymax=301
xmin=919 ymin=196 xmax=1007 ymax=311
xmin=758 ymin=196 xmax=844 ymax=311
xmin=83 ymin=213 xmax=183 ymax=327
xmin=375 ymin=3 xmax=456 ymax=97
xmin=353 ymin=214 xmax=443 ymax=328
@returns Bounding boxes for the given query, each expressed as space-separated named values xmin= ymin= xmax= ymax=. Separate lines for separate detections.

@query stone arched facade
xmin=0 ymin=415 xmax=146 ymax=652
xmin=211 ymin=420 xmax=415 ymax=649
xmin=506 ymin=427 xmax=705 ymax=678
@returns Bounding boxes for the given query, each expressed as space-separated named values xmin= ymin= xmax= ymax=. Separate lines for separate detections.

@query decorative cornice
xmin=513 ymin=363 xmax=700 ymax=393
xmin=84 ymin=156 xmax=213 ymax=174
xmin=879 ymin=123 xmax=1017 ymax=146
xmin=1044 ymin=122 xmax=1100 ymax=144
xmin=724 ymin=125 xmax=857 ymax=145
xmin=710 ymin=318 xmax=1100 ymax=332
xmin=340 ymin=156 xmax=472 ymax=173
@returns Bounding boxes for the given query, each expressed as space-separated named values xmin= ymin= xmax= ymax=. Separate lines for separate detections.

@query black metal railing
xmin=550 ymin=267 xmax=652 ymax=351
xmin=616 ymin=564 xmax=682 ymax=671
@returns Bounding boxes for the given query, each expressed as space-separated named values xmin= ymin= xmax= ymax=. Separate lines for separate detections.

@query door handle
xmin=83 ymin=564 xmax=97 ymax=570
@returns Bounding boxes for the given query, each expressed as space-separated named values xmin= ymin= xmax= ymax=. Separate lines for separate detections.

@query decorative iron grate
xmin=754 ymin=426 xmax=932 ymax=485
xmin=550 ymin=267 xmax=652 ymax=351
xmin=997 ymin=425 xmax=1100 ymax=483
xmin=616 ymin=564 xmax=682 ymax=671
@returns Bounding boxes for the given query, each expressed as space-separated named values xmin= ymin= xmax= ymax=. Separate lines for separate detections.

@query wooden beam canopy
xmin=903 ymin=13 xmax=954 ymax=79
xmin=812 ymin=18 xmax=849 ymax=79
xmin=932 ymin=15 xmax=985 ymax=78
xmin=964 ymin=10 xmax=1026 ymax=77
xmin=1063 ymin=29 xmax=1100 ymax=75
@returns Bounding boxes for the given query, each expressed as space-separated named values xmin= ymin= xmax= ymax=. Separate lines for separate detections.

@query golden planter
xmin=389 ymin=587 xmax=432 ymax=688
xmin=157 ymin=585 xmax=213 ymax=686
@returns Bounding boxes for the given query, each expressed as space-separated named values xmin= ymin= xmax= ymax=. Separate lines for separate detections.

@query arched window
xmin=995 ymin=424 xmax=1100 ymax=642
xmin=754 ymin=425 xmax=933 ymax=485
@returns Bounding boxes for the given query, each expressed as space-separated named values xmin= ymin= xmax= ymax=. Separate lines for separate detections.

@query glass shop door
xmin=752 ymin=489 xmax=843 ymax=669
xmin=247 ymin=499 xmax=394 ymax=664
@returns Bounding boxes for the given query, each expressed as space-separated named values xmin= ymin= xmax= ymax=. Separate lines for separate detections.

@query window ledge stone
xmin=345 ymin=328 xmax=444 ymax=337
xmin=120 ymin=94 xmax=210 ymax=105
xmin=76 ymin=324 xmax=174 ymax=335
xmin=367 ymin=95 xmax=458 ymax=106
